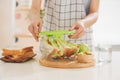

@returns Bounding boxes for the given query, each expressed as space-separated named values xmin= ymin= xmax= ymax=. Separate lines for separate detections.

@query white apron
xmin=43 ymin=0 xmax=93 ymax=50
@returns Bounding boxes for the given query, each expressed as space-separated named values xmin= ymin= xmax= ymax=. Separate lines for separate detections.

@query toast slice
xmin=0 ymin=46 xmax=36 ymax=63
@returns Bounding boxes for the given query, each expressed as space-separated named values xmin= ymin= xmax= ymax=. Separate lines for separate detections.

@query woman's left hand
xmin=69 ymin=21 xmax=86 ymax=39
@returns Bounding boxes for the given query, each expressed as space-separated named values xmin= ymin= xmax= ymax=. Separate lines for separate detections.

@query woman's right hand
xmin=28 ymin=12 xmax=42 ymax=41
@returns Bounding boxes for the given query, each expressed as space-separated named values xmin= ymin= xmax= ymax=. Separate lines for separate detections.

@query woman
xmin=28 ymin=0 xmax=99 ymax=50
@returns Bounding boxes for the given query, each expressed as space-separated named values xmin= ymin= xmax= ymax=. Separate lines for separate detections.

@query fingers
xmin=69 ymin=24 xmax=76 ymax=31
xmin=69 ymin=23 xmax=81 ymax=31
xmin=33 ymin=23 xmax=39 ymax=34
xmin=28 ymin=24 xmax=39 ymax=41
xmin=70 ymin=25 xmax=86 ymax=39
xmin=38 ymin=22 xmax=42 ymax=32
xmin=71 ymin=30 xmax=83 ymax=39
xmin=69 ymin=21 xmax=86 ymax=39
xmin=71 ymin=31 xmax=85 ymax=39
xmin=69 ymin=24 xmax=83 ymax=35
xmin=33 ymin=21 xmax=42 ymax=32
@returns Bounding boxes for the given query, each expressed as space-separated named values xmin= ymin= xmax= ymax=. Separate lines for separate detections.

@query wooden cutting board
xmin=39 ymin=58 xmax=95 ymax=68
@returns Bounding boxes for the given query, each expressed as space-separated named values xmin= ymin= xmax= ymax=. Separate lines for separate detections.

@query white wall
xmin=93 ymin=0 xmax=120 ymax=45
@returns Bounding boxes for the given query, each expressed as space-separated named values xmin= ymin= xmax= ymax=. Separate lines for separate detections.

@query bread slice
xmin=0 ymin=46 xmax=36 ymax=63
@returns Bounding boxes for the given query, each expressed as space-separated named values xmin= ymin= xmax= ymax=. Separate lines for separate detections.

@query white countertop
xmin=0 ymin=51 xmax=120 ymax=80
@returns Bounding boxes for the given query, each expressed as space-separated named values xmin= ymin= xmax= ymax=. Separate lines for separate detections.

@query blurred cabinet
xmin=14 ymin=0 xmax=45 ymax=48
xmin=15 ymin=0 xmax=32 ymax=38
xmin=15 ymin=0 xmax=45 ymax=38
xmin=0 ymin=0 xmax=15 ymax=48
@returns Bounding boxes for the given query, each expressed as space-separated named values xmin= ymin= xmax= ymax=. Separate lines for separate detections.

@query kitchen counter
xmin=0 ymin=50 xmax=120 ymax=80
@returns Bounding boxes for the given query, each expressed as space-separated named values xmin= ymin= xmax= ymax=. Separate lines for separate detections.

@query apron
xmin=42 ymin=0 xmax=93 ymax=51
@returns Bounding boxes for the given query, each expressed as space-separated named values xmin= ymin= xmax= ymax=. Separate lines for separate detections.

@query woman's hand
xmin=69 ymin=21 xmax=86 ymax=39
xmin=28 ymin=12 xmax=42 ymax=41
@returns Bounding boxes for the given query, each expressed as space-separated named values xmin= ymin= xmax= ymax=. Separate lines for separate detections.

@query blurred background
xmin=0 ymin=0 xmax=120 ymax=51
